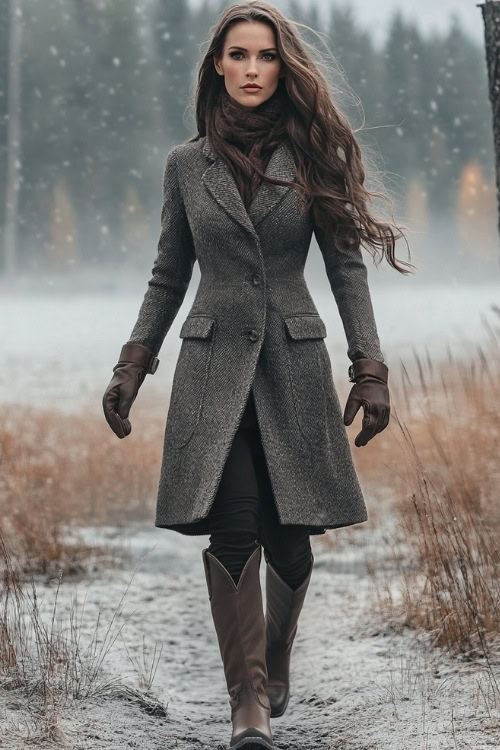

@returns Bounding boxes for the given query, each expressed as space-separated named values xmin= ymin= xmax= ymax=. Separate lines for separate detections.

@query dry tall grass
xmin=0 ymin=529 xmax=165 ymax=745
xmin=359 ymin=305 xmax=500 ymax=665
xmin=0 ymin=395 xmax=168 ymax=742
xmin=0 ymin=400 xmax=163 ymax=577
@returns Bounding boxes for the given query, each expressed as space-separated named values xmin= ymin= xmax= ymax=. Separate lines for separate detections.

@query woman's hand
xmin=102 ymin=343 xmax=159 ymax=439
xmin=343 ymin=358 xmax=390 ymax=447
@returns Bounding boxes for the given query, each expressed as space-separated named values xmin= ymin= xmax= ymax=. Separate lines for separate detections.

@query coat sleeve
xmin=313 ymin=223 xmax=384 ymax=364
xmin=126 ymin=146 xmax=196 ymax=357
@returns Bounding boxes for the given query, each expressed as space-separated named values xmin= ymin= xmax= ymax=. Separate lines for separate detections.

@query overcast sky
xmin=192 ymin=1 xmax=484 ymax=49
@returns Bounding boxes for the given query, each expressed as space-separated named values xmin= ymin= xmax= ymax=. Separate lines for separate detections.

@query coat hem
xmin=154 ymin=517 xmax=368 ymax=537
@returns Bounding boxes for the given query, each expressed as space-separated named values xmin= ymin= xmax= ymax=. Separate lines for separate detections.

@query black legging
xmin=206 ymin=387 xmax=312 ymax=589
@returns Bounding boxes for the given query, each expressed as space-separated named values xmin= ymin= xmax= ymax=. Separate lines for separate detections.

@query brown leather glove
xmin=102 ymin=343 xmax=159 ymax=439
xmin=343 ymin=358 xmax=390 ymax=447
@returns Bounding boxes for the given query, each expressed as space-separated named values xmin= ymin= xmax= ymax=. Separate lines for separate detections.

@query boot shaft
xmin=202 ymin=544 xmax=269 ymax=699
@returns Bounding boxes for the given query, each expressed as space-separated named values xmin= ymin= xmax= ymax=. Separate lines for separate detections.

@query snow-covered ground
xmin=1 ymin=516 xmax=498 ymax=749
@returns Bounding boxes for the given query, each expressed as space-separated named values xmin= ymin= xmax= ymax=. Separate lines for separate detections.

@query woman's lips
xmin=242 ymin=86 xmax=262 ymax=92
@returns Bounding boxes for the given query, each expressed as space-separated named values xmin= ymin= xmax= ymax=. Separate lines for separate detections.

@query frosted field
xmin=0 ymin=277 xmax=498 ymax=413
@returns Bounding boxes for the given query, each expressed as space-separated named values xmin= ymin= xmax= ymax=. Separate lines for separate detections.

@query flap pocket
xmin=179 ymin=316 xmax=215 ymax=339
xmin=284 ymin=315 xmax=327 ymax=340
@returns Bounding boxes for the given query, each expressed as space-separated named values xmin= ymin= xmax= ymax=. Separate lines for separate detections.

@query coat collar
xmin=201 ymin=135 xmax=296 ymax=239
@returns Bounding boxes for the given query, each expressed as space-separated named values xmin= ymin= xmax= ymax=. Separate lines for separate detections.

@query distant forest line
xmin=0 ymin=0 xmax=493 ymax=272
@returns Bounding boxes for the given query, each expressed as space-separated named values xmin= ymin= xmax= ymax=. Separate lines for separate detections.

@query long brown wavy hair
xmin=186 ymin=1 xmax=414 ymax=275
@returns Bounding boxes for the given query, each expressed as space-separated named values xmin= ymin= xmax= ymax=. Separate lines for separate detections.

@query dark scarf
xmin=214 ymin=85 xmax=287 ymax=210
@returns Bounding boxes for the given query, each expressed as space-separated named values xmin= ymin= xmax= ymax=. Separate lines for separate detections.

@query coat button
xmin=251 ymin=274 xmax=260 ymax=286
xmin=248 ymin=329 xmax=259 ymax=342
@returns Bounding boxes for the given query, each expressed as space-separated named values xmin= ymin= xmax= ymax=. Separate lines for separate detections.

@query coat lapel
xmin=201 ymin=136 xmax=296 ymax=238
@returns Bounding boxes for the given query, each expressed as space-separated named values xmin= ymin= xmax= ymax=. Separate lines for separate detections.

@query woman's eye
xmin=229 ymin=52 xmax=277 ymax=61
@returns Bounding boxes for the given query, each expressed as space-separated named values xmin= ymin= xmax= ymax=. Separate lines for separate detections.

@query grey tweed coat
xmin=126 ymin=134 xmax=385 ymax=536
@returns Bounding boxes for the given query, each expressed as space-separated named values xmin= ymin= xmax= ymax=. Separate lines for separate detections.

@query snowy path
xmin=2 ymin=519 xmax=498 ymax=749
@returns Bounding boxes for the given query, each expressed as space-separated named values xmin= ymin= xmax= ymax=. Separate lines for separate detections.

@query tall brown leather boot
xmin=264 ymin=552 xmax=314 ymax=717
xmin=202 ymin=544 xmax=274 ymax=749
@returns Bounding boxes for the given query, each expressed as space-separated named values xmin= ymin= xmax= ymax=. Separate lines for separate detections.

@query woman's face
xmin=214 ymin=21 xmax=283 ymax=110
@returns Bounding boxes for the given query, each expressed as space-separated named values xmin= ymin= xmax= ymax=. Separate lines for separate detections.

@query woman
xmin=102 ymin=3 xmax=412 ymax=748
